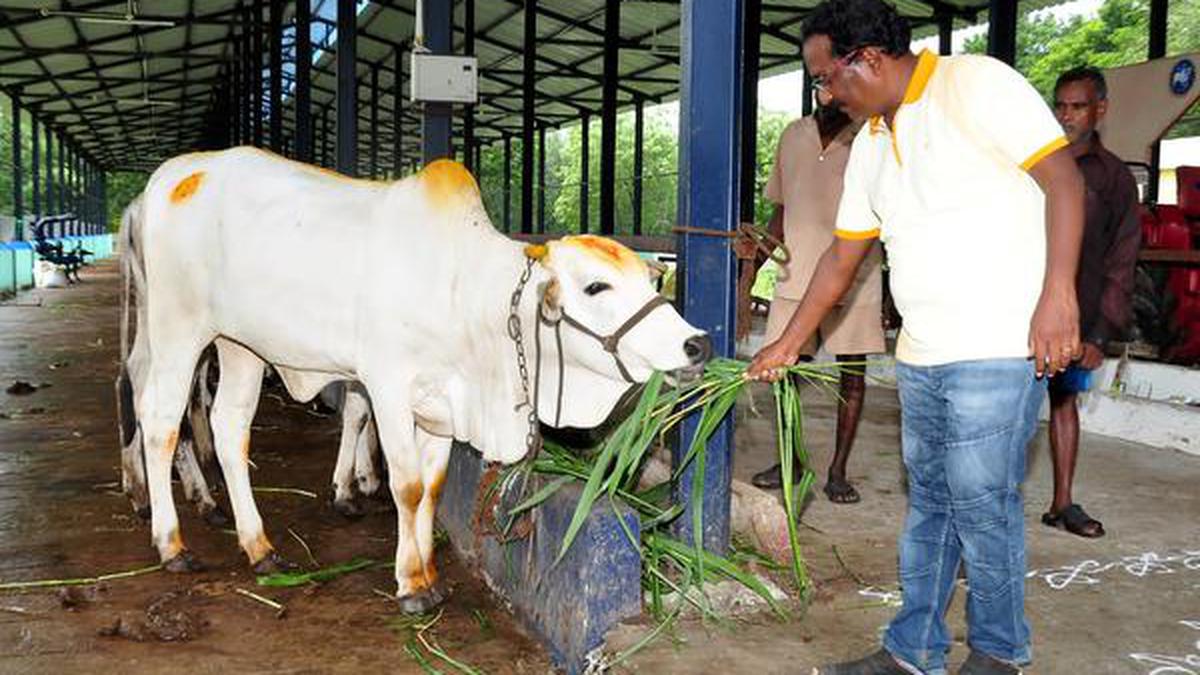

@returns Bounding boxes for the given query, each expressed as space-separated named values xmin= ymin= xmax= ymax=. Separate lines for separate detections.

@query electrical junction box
xmin=409 ymin=53 xmax=478 ymax=104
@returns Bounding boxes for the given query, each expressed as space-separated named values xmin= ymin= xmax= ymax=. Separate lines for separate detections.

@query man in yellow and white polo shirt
xmin=747 ymin=0 xmax=1085 ymax=673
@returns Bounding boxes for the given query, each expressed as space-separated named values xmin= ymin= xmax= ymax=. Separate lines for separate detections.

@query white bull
xmin=122 ymin=148 xmax=709 ymax=611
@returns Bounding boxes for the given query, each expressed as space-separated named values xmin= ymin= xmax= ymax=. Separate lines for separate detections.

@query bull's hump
xmin=419 ymin=159 xmax=481 ymax=210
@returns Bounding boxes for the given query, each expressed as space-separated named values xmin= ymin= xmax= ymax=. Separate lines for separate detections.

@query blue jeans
xmin=883 ymin=359 xmax=1045 ymax=674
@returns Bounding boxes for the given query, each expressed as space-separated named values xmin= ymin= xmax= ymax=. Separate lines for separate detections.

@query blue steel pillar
xmin=672 ymin=0 xmax=742 ymax=554
xmin=421 ymin=0 xmax=452 ymax=164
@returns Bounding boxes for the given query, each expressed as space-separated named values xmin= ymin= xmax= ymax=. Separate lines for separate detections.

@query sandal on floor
xmin=813 ymin=648 xmax=918 ymax=675
xmin=823 ymin=478 xmax=861 ymax=504
xmin=1041 ymin=503 xmax=1105 ymax=538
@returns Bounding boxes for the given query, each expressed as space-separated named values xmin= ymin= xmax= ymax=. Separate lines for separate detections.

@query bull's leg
xmin=173 ymin=434 xmax=228 ymax=528
xmin=120 ymin=428 xmax=150 ymax=519
xmin=412 ymin=427 xmax=452 ymax=606
xmin=208 ymin=340 xmax=289 ymax=573
xmin=349 ymin=385 xmax=381 ymax=498
xmin=332 ymin=384 xmax=369 ymax=519
xmin=366 ymin=385 xmax=441 ymax=613
xmin=117 ymin=355 xmax=150 ymax=519
xmin=138 ymin=349 xmax=206 ymax=572
xmin=182 ymin=356 xmax=230 ymax=527
xmin=355 ymin=417 xmax=381 ymax=497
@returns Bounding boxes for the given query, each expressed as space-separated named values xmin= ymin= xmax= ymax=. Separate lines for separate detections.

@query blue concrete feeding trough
xmin=438 ymin=442 xmax=642 ymax=674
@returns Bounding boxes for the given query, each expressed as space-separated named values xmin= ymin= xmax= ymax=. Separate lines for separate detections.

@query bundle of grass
xmin=505 ymin=357 xmax=852 ymax=625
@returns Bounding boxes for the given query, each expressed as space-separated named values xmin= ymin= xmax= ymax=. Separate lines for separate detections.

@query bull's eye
xmin=584 ymin=281 xmax=612 ymax=296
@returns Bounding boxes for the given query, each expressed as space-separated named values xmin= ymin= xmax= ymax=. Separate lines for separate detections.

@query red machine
xmin=1142 ymin=166 xmax=1200 ymax=361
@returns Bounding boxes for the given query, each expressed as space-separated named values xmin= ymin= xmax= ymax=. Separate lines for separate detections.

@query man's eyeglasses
xmin=811 ymin=46 xmax=868 ymax=94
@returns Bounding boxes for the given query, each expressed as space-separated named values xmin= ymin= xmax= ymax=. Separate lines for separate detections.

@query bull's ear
xmin=538 ymin=278 xmax=562 ymax=321
xmin=646 ymin=259 xmax=668 ymax=283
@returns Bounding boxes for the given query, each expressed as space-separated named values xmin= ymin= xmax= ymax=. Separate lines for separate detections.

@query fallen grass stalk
xmin=251 ymin=486 xmax=318 ymax=499
xmin=256 ymin=557 xmax=376 ymax=587
xmin=235 ymin=587 xmax=286 ymax=617
xmin=0 ymin=563 xmax=163 ymax=591
xmin=287 ymin=527 xmax=320 ymax=568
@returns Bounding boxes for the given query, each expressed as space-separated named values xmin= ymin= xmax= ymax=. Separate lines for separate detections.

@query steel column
xmin=503 ymin=137 xmax=513 ymax=232
xmin=31 ymin=114 xmax=40 ymax=220
xmin=538 ymin=124 xmax=546 ymax=233
xmin=938 ymin=13 xmax=954 ymax=56
xmin=599 ymin=0 xmax=619 ymax=234
xmin=673 ymin=0 xmax=743 ymax=554
xmin=987 ymin=0 xmax=1017 ymax=66
xmin=633 ymin=98 xmax=644 ymax=235
xmin=11 ymin=95 xmax=24 ymax=237
xmin=521 ymin=0 xmax=536 ymax=233
xmin=739 ymin=0 xmax=762 ymax=225
xmin=296 ymin=0 xmax=313 ymax=162
xmin=337 ymin=0 xmax=358 ymax=176
xmin=44 ymin=124 xmax=54 ymax=214
xmin=393 ymin=48 xmax=404 ymax=176
xmin=269 ymin=0 xmax=284 ymax=152
xmin=421 ymin=0 xmax=453 ymax=164
xmin=580 ymin=113 xmax=589 ymax=233
xmin=463 ymin=0 xmax=476 ymax=174
xmin=253 ymin=0 xmax=264 ymax=146
xmin=371 ymin=65 xmax=380 ymax=178
xmin=1147 ymin=0 xmax=1168 ymax=203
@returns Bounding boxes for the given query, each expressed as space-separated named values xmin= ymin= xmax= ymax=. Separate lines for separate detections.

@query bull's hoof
xmin=163 ymin=549 xmax=204 ymax=573
xmin=332 ymin=496 xmax=366 ymax=520
xmin=200 ymin=504 xmax=231 ymax=529
xmin=397 ymin=586 xmax=447 ymax=614
xmin=251 ymin=551 xmax=298 ymax=575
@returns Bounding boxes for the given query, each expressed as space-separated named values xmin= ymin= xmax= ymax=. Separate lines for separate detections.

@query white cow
xmin=121 ymin=148 xmax=709 ymax=612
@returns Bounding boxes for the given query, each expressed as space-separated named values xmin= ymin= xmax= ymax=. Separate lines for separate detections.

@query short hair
xmin=1055 ymin=66 xmax=1108 ymax=101
xmin=801 ymin=0 xmax=912 ymax=58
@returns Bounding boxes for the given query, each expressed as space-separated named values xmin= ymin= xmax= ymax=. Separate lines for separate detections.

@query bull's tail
xmin=116 ymin=196 xmax=145 ymax=447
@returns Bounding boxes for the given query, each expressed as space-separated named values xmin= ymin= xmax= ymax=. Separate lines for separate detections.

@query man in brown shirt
xmin=1043 ymin=66 xmax=1141 ymax=538
xmin=746 ymin=94 xmax=885 ymax=503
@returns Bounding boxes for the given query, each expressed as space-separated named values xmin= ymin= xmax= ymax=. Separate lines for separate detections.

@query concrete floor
xmin=1 ymin=260 xmax=1198 ymax=674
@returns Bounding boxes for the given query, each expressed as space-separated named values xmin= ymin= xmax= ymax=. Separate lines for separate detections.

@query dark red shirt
xmin=1075 ymin=135 xmax=1141 ymax=345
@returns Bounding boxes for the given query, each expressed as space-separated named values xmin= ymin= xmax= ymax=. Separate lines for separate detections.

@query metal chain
xmin=506 ymin=257 xmax=540 ymax=457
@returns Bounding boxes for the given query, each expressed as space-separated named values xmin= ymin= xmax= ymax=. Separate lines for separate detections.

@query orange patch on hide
xmin=170 ymin=172 xmax=205 ymax=204
xmin=420 ymin=159 xmax=480 ymax=208
xmin=166 ymin=529 xmax=184 ymax=558
xmin=399 ymin=482 xmax=425 ymax=511
xmin=246 ymin=531 xmax=274 ymax=564
xmin=427 ymin=472 xmax=445 ymax=505
xmin=162 ymin=430 xmax=179 ymax=456
xmin=563 ymin=235 xmax=643 ymax=272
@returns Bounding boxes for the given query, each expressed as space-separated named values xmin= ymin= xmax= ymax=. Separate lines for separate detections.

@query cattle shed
xmin=2 ymin=1 xmax=1198 ymax=674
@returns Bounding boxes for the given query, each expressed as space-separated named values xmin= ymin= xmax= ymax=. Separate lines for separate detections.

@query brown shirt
xmin=764 ymin=117 xmax=881 ymax=305
xmin=1076 ymin=135 xmax=1141 ymax=345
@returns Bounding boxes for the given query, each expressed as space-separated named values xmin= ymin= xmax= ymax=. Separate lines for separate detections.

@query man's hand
xmin=1078 ymin=342 xmax=1104 ymax=370
xmin=747 ymin=338 xmax=801 ymax=382
xmin=1029 ymin=284 xmax=1082 ymax=378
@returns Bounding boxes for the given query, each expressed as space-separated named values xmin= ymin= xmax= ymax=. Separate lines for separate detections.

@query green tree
xmin=106 ymin=172 xmax=150 ymax=232
xmin=963 ymin=0 xmax=1200 ymax=137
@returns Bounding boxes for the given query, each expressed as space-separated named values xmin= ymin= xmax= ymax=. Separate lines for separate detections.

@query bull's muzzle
xmin=683 ymin=334 xmax=712 ymax=367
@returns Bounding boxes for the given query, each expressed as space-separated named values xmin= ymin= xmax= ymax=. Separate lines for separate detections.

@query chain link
xmin=507 ymin=257 xmax=540 ymax=457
